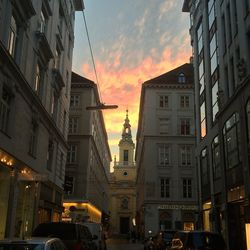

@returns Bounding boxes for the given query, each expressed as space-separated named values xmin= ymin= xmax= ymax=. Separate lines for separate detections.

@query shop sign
xmin=158 ymin=204 xmax=198 ymax=210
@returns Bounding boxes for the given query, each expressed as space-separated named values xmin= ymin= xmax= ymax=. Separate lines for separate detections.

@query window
xmin=60 ymin=152 xmax=64 ymax=178
xmin=159 ymin=118 xmax=169 ymax=134
xmin=51 ymin=92 xmax=59 ymax=121
xmin=159 ymin=95 xmax=169 ymax=108
xmin=54 ymin=47 xmax=61 ymax=69
xmin=180 ymin=119 xmax=190 ymax=135
xmin=46 ymin=139 xmax=54 ymax=171
xmin=212 ymin=81 xmax=219 ymax=121
xmin=68 ymin=117 xmax=79 ymax=134
xmin=223 ymin=113 xmax=240 ymax=168
xmin=180 ymin=145 xmax=191 ymax=166
xmin=158 ymin=144 xmax=170 ymax=166
xmin=200 ymin=102 xmax=207 ymax=138
xmin=123 ymin=150 xmax=128 ymax=163
xmin=34 ymin=63 xmax=43 ymax=97
xmin=201 ymin=148 xmax=209 ymax=185
xmin=67 ymin=144 xmax=77 ymax=163
xmin=160 ymin=178 xmax=170 ymax=198
xmin=40 ymin=9 xmax=46 ymax=33
xmin=178 ymin=73 xmax=186 ymax=83
xmin=28 ymin=122 xmax=38 ymax=157
xmin=0 ymin=87 xmax=12 ymax=133
xmin=64 ymin=176 xmax=74 ymax=194
xmin=212 ymin=136 xmax=220 ymax=178
xmin=183 ymin=178 xmax=192 ymax=198
xmin=180 ymin=96 xmax=189 ymax=108
xmin=7 ymin=15 xmax=18 ymax=57
xmin=70 ymin=95 xmax=80 ymax=107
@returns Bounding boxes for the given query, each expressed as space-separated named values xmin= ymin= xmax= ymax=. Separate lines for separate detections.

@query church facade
xmin=109 ymin=111 xmax=137 ymax=235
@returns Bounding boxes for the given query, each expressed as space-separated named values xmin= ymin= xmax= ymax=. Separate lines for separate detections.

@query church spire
xmin=121 ymin=109 xmax=132 ymax=142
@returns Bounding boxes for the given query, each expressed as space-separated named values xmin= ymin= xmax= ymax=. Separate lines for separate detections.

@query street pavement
xmin=106 ymin=237 xmax=144 ymax=250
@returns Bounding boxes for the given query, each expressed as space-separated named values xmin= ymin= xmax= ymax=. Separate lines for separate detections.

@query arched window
xmin=178 ymin=73 xmax=186 ymax=83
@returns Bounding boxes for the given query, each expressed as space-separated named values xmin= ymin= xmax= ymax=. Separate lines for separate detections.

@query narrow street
xmin=106 ymin=237 xmax=144 ymax=250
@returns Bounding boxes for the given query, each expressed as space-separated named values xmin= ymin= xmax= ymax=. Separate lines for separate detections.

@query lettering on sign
xmin=158 ymin=204 xmax=198 ymax=210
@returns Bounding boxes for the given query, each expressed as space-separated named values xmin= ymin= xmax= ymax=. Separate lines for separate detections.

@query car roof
xmin=0 ymin=237 xmax=61 ymax=244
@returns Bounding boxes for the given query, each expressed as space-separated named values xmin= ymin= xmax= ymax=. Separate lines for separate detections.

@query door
xmin=120 ymin=217 xmax=130 ymax=234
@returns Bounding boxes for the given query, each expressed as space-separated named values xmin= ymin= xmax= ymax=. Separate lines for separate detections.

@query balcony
xmin=35 ymin=31 xmax=53 ymax=64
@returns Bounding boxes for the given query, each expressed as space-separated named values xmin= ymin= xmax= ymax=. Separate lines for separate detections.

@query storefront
xmin=0 ymin=162 xmax=11 ymax=239
xmin=158 ymin=204 xmax=197 ymax=231
xmin=62 ymin=201 xmax=102 ymax=223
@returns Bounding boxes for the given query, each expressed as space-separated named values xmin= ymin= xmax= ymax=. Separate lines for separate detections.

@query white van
xmin=83 ymin=222 xmax=106 ymax=250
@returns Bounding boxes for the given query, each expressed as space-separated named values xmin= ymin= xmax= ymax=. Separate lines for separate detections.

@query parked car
xmin=170 ymin=231 xmax=227 ymax=250
xmin=83 ymin=222 xmax=106 ymax=250
xmin=0 ymin=237 xmax=67 ymax=250
xmin=32 ymin=222 xmax=97 ymax=250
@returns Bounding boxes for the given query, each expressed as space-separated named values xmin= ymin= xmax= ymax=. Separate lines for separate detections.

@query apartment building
xmin=183 ymin=0 xmax=250 ymax=249
xmin=0 ymin=0 xmax=84 ymax=238
xmin=63 ymin=72 xmax=111 ymax=225
xmin=135 ymin=63 xmax=197 ymax=238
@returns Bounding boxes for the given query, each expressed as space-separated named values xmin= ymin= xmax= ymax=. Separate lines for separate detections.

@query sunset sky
xmin=72 ymin=0 xmax=192 ymax=167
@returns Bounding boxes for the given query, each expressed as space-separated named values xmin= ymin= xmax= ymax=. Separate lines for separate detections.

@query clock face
xmin=123 ymin=171 xmax=128 ymax=176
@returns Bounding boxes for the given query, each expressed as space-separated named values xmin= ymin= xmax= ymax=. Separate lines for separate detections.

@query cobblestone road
xmin=106 ymin=238 xmax=144 ymax=250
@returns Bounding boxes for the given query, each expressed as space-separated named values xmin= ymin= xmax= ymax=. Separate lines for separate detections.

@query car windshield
xmin=32 ymin=224 xmax=76 ymax=240
xmin=0 ymin=244 xmax=44 ymax=250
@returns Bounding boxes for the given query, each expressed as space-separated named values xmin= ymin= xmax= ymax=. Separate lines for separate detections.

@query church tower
xmin=109 ymin=110 xmax=136 ymax=235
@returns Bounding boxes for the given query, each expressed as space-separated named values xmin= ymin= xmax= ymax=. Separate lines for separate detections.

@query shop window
xmin=0 ymin=166 xmax=11 ymax=239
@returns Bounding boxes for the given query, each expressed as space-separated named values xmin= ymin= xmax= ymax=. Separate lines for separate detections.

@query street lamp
xmin=86 ymin=103 xmax=118 ymax=110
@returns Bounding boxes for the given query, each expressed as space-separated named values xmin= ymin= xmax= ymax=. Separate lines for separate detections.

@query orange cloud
xmin=80 ymin=44 xmax=191 ymax=160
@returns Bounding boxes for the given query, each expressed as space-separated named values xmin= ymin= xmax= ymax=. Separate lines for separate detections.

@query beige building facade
xmin=0 ymin=0 xmax=84 ymax=238
xmin=109 ymin=111 xmax=137 ymax=235
xmin=136 ymin=64 xmax=198 ymax=238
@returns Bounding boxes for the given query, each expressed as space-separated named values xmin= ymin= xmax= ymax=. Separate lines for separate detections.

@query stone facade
xmin=136 ymin=63 xmax=197 ymax=238
xmin=0 ymin=0 xmax=84 ymax=238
